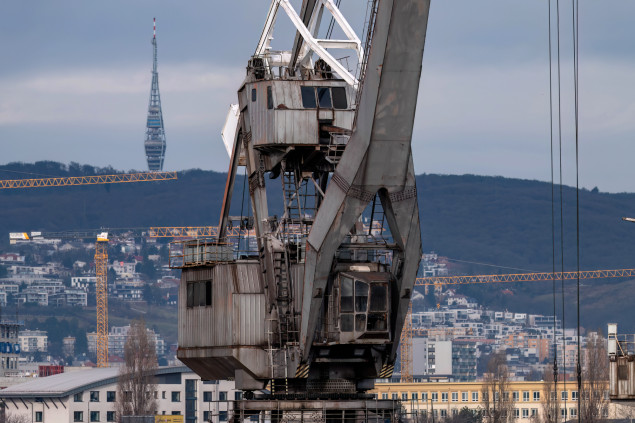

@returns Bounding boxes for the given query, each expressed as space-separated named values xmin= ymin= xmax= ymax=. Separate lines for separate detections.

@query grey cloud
xmin=1 ymin=1 xmax=634 ymax=192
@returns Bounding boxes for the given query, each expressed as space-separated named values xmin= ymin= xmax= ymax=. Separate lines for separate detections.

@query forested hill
xmin=3 ymin=161 xmax=635 ymax=330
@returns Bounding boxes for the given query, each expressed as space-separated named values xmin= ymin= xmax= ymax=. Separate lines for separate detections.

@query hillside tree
xmin=116 ymin=318 xmax=158 ymax=418
xmin=539 ymin=367 xmax=560 ymax=423
xmin=581 ymin=332 xmax=608 ymax=423
xmin=481 ymin=352 xmax=515 ymax=423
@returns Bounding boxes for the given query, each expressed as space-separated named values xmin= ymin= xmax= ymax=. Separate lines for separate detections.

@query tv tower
xmin=144 ymin=18 xmax=167 ymax=171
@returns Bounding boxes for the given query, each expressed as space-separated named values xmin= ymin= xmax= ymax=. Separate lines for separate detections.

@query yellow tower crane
xmin=398 ymin=268 xmax=635 ymax=382
xmin=0 ymin=171 xmax=177 ymax=190
xmin=5 ymin=170 xmax=177 ymax=367
xmin=95 ymin=233 xmax=109 ymax=367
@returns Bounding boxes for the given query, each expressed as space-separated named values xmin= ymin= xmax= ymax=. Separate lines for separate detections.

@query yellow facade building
xmin=371 ymin=380 xmax=631 ymax=421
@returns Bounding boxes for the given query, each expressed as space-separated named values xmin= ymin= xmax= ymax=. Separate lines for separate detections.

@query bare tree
xmin=539 ymin=367 xmax=560 ymax=423
xmin=581 ymin=331 xmax=608 ymax=423
xmin=481 ymin=352 xmax=515 ymax=423
xmin=116 ymin=318 xmax=158 ymax=419
xmin=4 ymin=413 xmax=30 ymax=423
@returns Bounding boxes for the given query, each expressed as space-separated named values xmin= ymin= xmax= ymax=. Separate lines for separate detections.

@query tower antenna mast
xmin=144 ymin=17 xmax=167 ymax=171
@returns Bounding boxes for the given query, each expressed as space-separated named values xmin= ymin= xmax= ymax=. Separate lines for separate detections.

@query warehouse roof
xmin=0 ymin=366 xmax=191 ymax=399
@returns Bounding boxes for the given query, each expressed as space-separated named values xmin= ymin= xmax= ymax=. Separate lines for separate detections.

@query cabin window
xmin=355 ymin=281 xmax=368 ymax=312
xmin=251 ymin=88 xmax=257 ymax=102
xmin=340 ymin=275 xmax=387 ymax=333
xmin=355 ymin=314 xmax=366 ymax=332
xmin=205 ymin=280 xmax=212 ymax=306
xmin=187 ymin=283 xmax=194 ymax=308
xmin=340 ymin=276 xmax=353 ymax=312
xmin=367 ymin=313 xmax=387 ymax=331
xmin=317 ymin=87 xmax=332 ymax=108
xmin=369 ymin=284 xmax=387 ymax=312
xmin=332 ymin=87 xmax=348 ymax=109
xmin=187 ymin=280 xmax=212 ymax=308
xmin=301 ymin=86 xmax=346 ymax=109
xmin=301 ymin=86 xmax=317 ymax=108
xmin=197 ymin=282 xmax=206 ymax=307
xmin=341 ymin=314 xmax=354 ymax=332
xmin=267 ymin=86 xmax=273 ymax=109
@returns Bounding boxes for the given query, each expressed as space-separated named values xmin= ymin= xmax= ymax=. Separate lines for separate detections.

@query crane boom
xmin=400 ymin=267 xmax=635 ymax=382
xmin=0 ymin=171 xmax=177 ymax=190
xmin=415 ymin=268 xmax=635 ymax=286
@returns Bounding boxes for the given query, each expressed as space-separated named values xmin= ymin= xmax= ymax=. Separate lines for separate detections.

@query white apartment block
xmin=19 ymin=329 xmax=48 ymax=352
xmin=87 ymin=325 xmax=166 ymax=358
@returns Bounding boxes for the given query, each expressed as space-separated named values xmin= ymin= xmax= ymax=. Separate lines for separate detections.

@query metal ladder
xmin=282 ymin=171 xmax=302 ymax=223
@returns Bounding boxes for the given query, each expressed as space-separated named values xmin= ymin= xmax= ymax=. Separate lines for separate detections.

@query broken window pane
xmin=355 ymin=281 xmax=368 ymax=312
xmin=341 ymin=276 xmax=353 ymax=312
xmin=355 ymin=314 xmax=366 ymax=332
xmin=367 ymin=313 xmax=387 ymax=331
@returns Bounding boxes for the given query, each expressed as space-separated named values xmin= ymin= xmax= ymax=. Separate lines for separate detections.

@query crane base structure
xmin=230 ymin=397 xmax=404 ymax=423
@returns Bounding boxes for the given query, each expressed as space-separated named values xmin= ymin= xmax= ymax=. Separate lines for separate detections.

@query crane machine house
xmin=174 ymin=0 xmax=430 ymax=420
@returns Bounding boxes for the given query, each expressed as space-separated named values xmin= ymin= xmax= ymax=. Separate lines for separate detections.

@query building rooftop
xmin=0 ymin=366 xmax=190 ymax=398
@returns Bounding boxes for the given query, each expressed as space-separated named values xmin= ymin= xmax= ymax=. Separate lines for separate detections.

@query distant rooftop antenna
xmin=144 ymin=17 xmax=167 ymax=171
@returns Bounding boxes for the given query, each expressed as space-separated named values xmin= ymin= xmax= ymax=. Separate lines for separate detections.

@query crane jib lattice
xmin=0 ymin=171 xmax=177 ymax=190
xmin=416 ymin=268 xmax=635 ymax=286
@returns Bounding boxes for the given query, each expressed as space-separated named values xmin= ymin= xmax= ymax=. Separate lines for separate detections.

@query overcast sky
xmin=1 ymin=1 xmax=634 ymax=192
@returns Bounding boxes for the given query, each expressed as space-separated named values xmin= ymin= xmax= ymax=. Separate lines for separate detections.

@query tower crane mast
xmin=11 ymin=230 xmax=113 ymax=367
xmin=94 ymin=233 xmax=109 ymax=368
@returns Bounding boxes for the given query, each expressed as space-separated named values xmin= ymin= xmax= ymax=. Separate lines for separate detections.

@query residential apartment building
xmin=0 ymin=253 xmax=25 ymax=263
xmin=50 ymin=289 xmax=88 ymax=307
xmin=110 ymin=261 xmax=137 ymax=278
xmin=452 ymin=340 xmax=478 ymax=382
xmin=112 ymin=279 xmax=144 ymax=301
xmin=19 ymin=329 xmax=48 ymax=352
xmin=71 ymin=276 xmax=97 ymax=292
xmin=0 ymin=320 xmax=23 ymax=376
xmin=87 ymin=325 xmax=166 ymax=358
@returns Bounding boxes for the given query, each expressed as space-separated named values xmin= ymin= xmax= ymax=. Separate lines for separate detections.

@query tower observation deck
xmin=144 ymin=18 xmax=167 ymax=171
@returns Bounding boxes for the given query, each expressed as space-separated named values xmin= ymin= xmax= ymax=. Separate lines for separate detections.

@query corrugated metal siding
xmin=233 ymin=294 xmax=266 ymax=346
xmin=179 ymin=264 xmax=266 ymax=348
xmin=181 ymin=267 xmax=213 ymax=282
xmin=250 ymin=80 xmax=356 ymax=147
xmin=213 ymin=266 xmax=233 ymax=346
xmin=235 ymin=263 xmax=263 ymax=293
xmin=334 ymin=110 xmax=354 ymax=130
xmin=249 ymin=82 xmax=274 ymax=146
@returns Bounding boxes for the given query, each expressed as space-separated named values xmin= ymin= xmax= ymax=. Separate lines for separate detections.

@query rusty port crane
xmin=173 ymin=0 xmax=431 ymax=421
